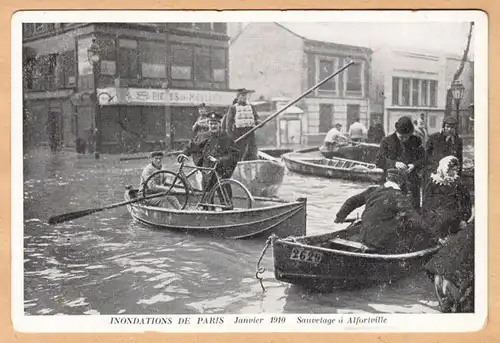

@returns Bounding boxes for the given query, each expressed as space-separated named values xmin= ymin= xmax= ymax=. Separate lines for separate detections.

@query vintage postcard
xmin=12 ymin=9 xmax=487 ymax=333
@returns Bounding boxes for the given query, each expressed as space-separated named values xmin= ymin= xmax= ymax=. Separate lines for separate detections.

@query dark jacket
xmin=422 ymin=179 xmax=472 ymax=238
xmin=183 ymin=130 xmax=240 ymax=176
xmin=367 ymin=123 xmax=386 ymax=144
xmin=375 ymin=132 xmax=425 ymax=181
xmin=426 ymin=132 xmax=464 ymax=176
xmin=336 ymin=185 xmax=438 ymax=254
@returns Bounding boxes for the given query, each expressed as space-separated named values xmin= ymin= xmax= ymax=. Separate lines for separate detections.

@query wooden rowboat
xmin=319 ymin=142 xmax=380 ymax=164
xmin=282 ymin=152 xmax=384 ymax=183
xmin=124 ymin=188 xmax=306 ymax=240
xmin=231 ymin=151 xmax=286 ymax=198
xmin=270 ymin=223 xmax=441 ymax=291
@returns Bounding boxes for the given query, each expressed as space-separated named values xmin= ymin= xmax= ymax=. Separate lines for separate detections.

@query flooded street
xmin=22 ymin=147 xmax=444 ymax=316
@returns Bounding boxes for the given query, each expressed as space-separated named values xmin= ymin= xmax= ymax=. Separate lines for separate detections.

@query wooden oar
xmin=47 ymin=190 xmax=173 ymax=225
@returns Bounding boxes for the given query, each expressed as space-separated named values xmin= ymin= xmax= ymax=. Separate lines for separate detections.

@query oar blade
xmin=47 ymin=208 xmax=102 ymax=225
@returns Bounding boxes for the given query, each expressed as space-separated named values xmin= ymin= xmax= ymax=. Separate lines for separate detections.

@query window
xmin=421 ymin=80 xmax=429 ymax=106
xmin=392 ymin=77 xmax=400 ymax=105
xmin=429 ymin=80 xmax=437 ymax=107
xmin=118 ymin=39 xmax=138 ymax=79
xmin=346 ymin=62 xmax=362 ymax=93
xmin=412 ymin=79 xmax=420 ymax=106
xmin=46 ymin=23 xmax=55 ymax=31
xmin=194 ymin=23 xmax=212 ymax=31
xmin=194 ymin=46 xmax=211 ymax=83
xmin=211 ymin=47 xmax=226 ymax=83
xmin=138 ymin=41 xmax=166 ymax=79
xmin=171 ymin=44 xmax=193 ymax=80
xmin=318 ymin=59 xmax=335 ymax=91
xmin=213 ymin=23 xmax=227 ymax=34
xmin=402 ymin=79 xmax=410 ymax=106
xmin=429 ymin=116 xmax=437 ymax=128
xmin=58 ymin=50 xmax=76 ymax=87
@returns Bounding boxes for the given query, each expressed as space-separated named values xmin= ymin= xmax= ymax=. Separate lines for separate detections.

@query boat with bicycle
xmin=124 ymin=157 xmax=307 ymax=239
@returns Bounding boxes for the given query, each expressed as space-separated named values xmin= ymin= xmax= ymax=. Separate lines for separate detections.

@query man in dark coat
xmin=179 ymin=112 xmax=240 ymax=207
xmin=367 ymin=118 xmax=386 ymax=144
xmin=375 ymin=116 xmax=425 ymax=209
xmin=424 ymin=219 xmax=474 ymax=313
xmin=334 ymin=168 xmax=438 ymax=254
xmin=425 ymin=116 xmax=464 ymax=177
xmin=225 ymin=88 xmax=260 ymax=161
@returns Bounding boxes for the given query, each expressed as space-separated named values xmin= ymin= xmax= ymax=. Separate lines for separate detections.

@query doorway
xmin=346 ymin=104 xmax=361 ymax=127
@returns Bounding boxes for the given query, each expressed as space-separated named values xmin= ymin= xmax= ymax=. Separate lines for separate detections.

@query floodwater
xmin=22 ymin=147 xmax=447 ymax=316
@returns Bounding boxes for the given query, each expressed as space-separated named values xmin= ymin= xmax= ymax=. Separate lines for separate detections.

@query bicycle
xmin=142 ymin=155 xmax=255 ymax=211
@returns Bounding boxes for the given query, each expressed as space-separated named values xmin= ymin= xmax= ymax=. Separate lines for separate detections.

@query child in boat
xmin=421 ymin=155 xmax=472 ymax=240
xmin=139 ymin=151 xmax=182 ymax=209
xmin=334 ymin=168 xmax=439 ymax=254
xmin=423 ymin=218 xmax=474 ymax=313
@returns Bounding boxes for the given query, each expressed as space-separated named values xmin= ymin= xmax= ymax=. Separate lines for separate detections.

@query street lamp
xmin=450 ymin=80 xmax=465 ymax=134
xmin=87 ymin=38 xmax=102 ymax=159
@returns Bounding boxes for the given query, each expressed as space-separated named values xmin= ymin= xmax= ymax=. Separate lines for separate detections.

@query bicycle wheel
xmin=206 ymin=178 xmax=255 ymax=210
xmin=142 ymin=170 xmax=189 ymax=210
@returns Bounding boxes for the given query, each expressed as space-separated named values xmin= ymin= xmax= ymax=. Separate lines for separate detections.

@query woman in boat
xmin=421 ymin=155 xmax=472 ymax=239
xmin=423 ymin=218 xmax=474 ymax=313
xmin=139 ymin=151 xmax=182 ymax=209
xmin=334 ymin=168 xmax=439 ymax=254
xmin=225 ymin=88 xmax=260 ymax=161
xmin=179 ymin=112 xmax=240 ymax=207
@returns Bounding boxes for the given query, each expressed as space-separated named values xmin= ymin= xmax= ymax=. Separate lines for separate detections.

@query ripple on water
xmin=137 ymin=294 xmax=175 ymax=305
xmin=64 ymin=298 xmax=89 ymax=307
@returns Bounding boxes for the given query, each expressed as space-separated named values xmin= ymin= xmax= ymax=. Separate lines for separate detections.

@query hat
xmin=151 ymin=151 xmax=164 ymax=158
xmin=207 ymin=112 xmax=222 ymax=122
xmin=198 ymin=103 xmax=207 ymax=108
xmin=442 ymin=116 xmax=458 ymax=126
xmin=386 ymin=168 xmax=407 ymax=183
xmin=395 ymin=116 xmax=414 ymax=134
xmin=236 ymin=88 xmax=251 ymax=95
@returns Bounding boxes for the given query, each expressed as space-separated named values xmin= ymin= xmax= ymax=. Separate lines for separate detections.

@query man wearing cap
xmin=425 ymin=116 xmax=464 ymax=177
xmin=139 ymin=151 xmax=182 ymax=209
xmin=334 ymin=168 xmax=438 ymax=254
xmin=375 ymin=116 xmax=425 ymax=209
xmin=179 ymin=112 xmax=240 ymax=206
xmin=225 ymin=88 xmax=260 ymax=161
xmin=191 ymin=103 xmax=210 ymax=139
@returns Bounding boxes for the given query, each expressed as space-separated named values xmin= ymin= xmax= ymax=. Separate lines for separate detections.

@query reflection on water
xmin=22 ymin=147 xmax=445 ymax=315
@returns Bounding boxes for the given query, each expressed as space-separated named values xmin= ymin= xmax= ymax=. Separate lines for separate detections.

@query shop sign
xmin=166 ymin=89 xmax=235 ymax=106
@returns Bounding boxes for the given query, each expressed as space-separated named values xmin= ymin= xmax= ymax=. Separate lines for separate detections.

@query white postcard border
xmin=11 ymin=10 xmax=488 ymax=333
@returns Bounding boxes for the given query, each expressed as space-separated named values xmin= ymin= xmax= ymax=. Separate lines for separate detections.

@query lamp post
xmin=87 ymin=38 xmax=102 ymax=159
xmin=450 ymin=80 xmax=465 ymax=134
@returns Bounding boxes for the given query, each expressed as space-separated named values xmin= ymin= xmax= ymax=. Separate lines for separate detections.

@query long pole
xmin=93 ymin=63 xmax=101 ymax=159
xmin=234 ymin=61 xmax=355 ymax=144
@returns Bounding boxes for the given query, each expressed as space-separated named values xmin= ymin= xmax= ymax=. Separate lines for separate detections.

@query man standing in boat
xmin=139 ymin=151 xmax=182 ymax=209
xmin=178 ymin=112 xmax=240 ymax=207
xmin=191 ymin=103 xmax=210 ymax=139
xmin=225 ymin=88 xmax=260 ymax=161
xmin=348 ymin=115 xmax=368 ymax=142
xmin=334 ymin=168 xmax=439 ymax=254
xmin=375 ymin=116 xmax=425 ymax=210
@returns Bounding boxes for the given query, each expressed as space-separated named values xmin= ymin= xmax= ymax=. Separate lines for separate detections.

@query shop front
xmin=97 ymin=87 xmax=238 ymax=153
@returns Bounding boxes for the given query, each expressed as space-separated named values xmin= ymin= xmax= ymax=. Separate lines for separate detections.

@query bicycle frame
xmin=173 ymin=161 xmax=232 ymax=209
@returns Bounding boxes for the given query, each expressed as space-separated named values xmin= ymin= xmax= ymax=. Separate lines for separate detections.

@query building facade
xmin=23 ymin=22 xmax=240 ymax=153
xmin=229 ymin=22 xmax=372 ymax=147
xmin=370 ymin=47 xmax=474 ymax=136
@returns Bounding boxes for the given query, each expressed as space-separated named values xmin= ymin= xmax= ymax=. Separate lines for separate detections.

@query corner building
xmin=23 ymin=23 xmax=238 ymax=153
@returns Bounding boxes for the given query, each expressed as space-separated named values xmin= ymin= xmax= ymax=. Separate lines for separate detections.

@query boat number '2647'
xmin=290 ymin=247 xmax=323 ymax=264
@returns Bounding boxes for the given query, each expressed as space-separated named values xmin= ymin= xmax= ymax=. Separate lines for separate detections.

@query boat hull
xmin=282 ymin=153 xmax=383 ymax=183
xmin=320 ymin=143 xmax=380 ymax=164
xmin=272 ymin=229 xmax=440 ymax=291
xmin=231 ymin=156 xmax=285 ymax=198
xmin=125 ymin=189 xmax=306 ymax=240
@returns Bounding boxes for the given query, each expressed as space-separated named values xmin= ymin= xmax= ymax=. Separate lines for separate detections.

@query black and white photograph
xmin=12 ymin=10 xmax=487 ymax=333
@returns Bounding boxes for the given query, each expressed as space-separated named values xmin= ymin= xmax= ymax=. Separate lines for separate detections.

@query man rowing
xmin=323 ymin=123 xmax=349 ymax=149
xmin=178 ymin=112 xmax=240 ymax=207
xmin=139 ymin=151 xmax=182 ymax=209
xmin=334 ymin=168 xmax=438 ymax=254
xmin=225 ymin=88 xmax=260 ymax=161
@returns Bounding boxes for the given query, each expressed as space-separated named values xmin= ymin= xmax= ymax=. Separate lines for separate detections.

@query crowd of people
xmin=137 ymin=93 xmax=474 ymax=313
xmin=335 ymin=114 xmax=474 ymax=313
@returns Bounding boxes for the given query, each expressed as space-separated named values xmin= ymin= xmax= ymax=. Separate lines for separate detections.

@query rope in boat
xmin=255 ymin=234 xmax=277 ymax=293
